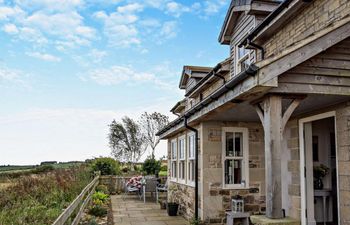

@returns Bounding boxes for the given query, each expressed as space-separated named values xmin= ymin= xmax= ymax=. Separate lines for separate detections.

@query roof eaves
xmin=156 ymin=64 xmax=259 ymax=138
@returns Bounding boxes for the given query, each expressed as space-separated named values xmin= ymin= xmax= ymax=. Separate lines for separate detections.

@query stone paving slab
xmin=111 ymin=194 xmax=189 ymax=225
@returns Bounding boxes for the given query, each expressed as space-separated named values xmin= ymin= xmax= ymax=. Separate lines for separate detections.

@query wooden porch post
xmin=254 ymin=95 xmax=302 ymax=219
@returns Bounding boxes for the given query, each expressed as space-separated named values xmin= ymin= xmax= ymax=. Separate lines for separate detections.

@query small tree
xmin=142 ymin=157 xmax=161 ymax=175
xmin=109 ymin=117 xmax=147 ymax=166
xmin=91 ymin=157 xmax=120 ymax=175
xmin=140 ymin=112 xmax=169 ymax=159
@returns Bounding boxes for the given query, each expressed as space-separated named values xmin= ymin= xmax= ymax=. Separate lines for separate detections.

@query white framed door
xmin=299 ymin=111 xmax=339 ymax=225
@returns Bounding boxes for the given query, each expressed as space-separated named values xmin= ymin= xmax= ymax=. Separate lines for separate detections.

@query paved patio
xmin=111 ymin=194 xmax=189 ymax=225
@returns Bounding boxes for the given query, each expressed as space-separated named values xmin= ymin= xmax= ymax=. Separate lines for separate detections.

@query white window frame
xmin=222 ymin=127 xmax=249 ymax=189
xmin=187 ymin=132 xmax=195 ymax=187
xmin=170 ymin=139 xmax=177 ymax=182
xmin=178 ymin=135 xmax=186 ymax=184
xmin=235 ymin=45 xmax=250 ymax=74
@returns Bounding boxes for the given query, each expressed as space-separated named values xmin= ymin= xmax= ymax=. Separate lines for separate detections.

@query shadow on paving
xmin=111 ymin=194 xmax=189 ymax=225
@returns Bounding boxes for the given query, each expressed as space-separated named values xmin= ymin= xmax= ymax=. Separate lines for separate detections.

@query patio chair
xmin=156 ymin=179 xmax=168 ymax=203
xmin=122 ymin=178 xmax=141 ymax=200
xmin=142 ymin=178 xmax=158 ymax=203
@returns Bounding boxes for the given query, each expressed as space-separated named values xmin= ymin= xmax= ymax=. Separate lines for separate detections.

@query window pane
xmin=240 ymin=59 xmax=249 ymax=71
xmin=225 ymin=159 xmax=233 ymax=184
xmin=238 ymin=47 xmax=248 ymax=59
xmin=226 ymin=132 xmax=234 ymax=156
xmin=191 ymin=161 xmax=195 ymax=181
xmin=233 ymin=160 xmax=242 ymax=184
xmin=225 ymin=159 xmax=242 ymax=184
xmin=234 ymin=132 xmax=243 ymax=157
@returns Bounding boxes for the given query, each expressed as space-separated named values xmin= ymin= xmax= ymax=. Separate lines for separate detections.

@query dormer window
xmin=236 ymin=46 xmax=250 ymax=74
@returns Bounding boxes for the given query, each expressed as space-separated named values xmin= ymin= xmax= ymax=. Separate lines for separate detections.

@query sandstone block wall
xmin=201 ymin=121 xmax=266 ymax=223
xmin=263 ymin=0 xmax=350 ymax=59
xmin=336 ymin=102 xmax=350 ymax=225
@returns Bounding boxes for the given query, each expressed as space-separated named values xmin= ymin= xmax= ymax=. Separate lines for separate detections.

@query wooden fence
xmin=52 ymin=175 xmax=99 ymax=225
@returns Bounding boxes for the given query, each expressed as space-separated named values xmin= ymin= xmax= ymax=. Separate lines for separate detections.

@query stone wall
xmin=284 ymin=120 xmax=301 ymax=219
xmin=263 ymin=0 xmax=350 ymax=59
xmin=201 ymin=121 xmax=266 ymax=223
xmin=336 ymin=102 xmax=350 ymax=225
xmin=168 ymin=182 xmax=196 ymax=220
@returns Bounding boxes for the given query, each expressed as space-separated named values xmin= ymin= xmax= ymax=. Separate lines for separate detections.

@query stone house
xmin=157 ymin=0 xmax=350 ymax=224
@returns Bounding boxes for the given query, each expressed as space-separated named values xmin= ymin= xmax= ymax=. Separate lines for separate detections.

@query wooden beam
xmin=279 ymin=74 xmax=350 ymax=86
xmin=263 ymin=95 xmax=283 ymax=219
xmin=254 ymin=103 xmax=264 ymax=124
xmin=271 ymin=83 xmax=350 ymax=96
xmin=253 ymin=94 xmax=302 ymax=219
xmin=289 ymin=66 xmax=350 ymax=77
xmin=281 ymin=99 xmax=301 ymax=131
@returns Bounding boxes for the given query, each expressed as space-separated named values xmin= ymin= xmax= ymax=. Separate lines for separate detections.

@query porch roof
xmin=157 ymin=20 xmax=350 ymax=139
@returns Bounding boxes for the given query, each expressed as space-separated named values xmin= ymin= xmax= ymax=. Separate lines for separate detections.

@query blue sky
xmin=0 ymin=0 xmax=230 ymax=165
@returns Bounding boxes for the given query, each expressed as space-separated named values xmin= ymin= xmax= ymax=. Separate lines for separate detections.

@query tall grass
xmin=0 ymin=165 xmax=92 ymax=225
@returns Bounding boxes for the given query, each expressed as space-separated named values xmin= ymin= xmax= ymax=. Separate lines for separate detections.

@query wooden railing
xmin=52 ymin=175 xmax=99 ymax=225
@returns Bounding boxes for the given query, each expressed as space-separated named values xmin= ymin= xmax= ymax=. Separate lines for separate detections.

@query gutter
xmin=156 ymin=64 xmax=259 ymax=137
xmin=185 ymin=62 xmax=223 ymax=97
xmin=184 ymin=117 xmax=199 ymax=221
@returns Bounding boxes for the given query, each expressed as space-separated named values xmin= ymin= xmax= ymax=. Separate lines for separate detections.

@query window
xmin=178 ymin=136 xmax=186 ymax=182
xmin=171 ymin=139 xmax=177 ymax=180
xmin=236 ymin=46 xmax=250 ymax=74
xmin=222 ymin=127 xmax=249 ymax=189
xmin=187 ymin=133 xmax=195 ymax=186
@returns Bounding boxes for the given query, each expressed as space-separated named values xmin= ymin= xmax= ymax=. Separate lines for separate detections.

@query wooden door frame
xmin=299 ymin=111 xmax=340 ymax=225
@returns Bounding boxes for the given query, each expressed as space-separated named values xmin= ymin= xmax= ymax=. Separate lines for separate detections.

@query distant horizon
xmin=0 ymin=0 xmax=229 ymax=165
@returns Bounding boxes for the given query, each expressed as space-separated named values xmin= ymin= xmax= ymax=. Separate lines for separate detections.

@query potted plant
xmin=167 ymin=185 xmax=179 ymax=216
xmin=159 ymin=199 xmax=167 ymax=210
xmin=313 ymin=164 xmax=329 ymax=190
xmin=190 ymin=217 xmax=205 ymax=225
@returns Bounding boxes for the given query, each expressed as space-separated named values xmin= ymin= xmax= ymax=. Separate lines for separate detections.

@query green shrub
xmin=142 ymin=158 xmax=161 ymax=175
xmin=92 ymin=191 xmax=109 ymax=203
xmin=91 ymin=158 xmax=120 ymax=175
xmin=160 ymin=165 xmax=167 ymax=172
xmin=88 ymin=205 xmax=107 ymax=217
xmin=33 ymin=165 xmax=55 ymax=174
xmin=95 ymin=185 xmax=108 ymax=194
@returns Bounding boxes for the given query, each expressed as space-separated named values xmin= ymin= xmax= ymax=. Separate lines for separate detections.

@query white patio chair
xmin=122 ymin=178 xmax=141 ymax=200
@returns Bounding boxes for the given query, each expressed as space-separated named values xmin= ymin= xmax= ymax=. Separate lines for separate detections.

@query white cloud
xmin=94 ymin=5 xmax=142 ymax=48
xmin=158 ymin=21 xmax=178 ymax=42
xmin=23 ymin=11 xmax=96 ymax=47
xmin=2 ymin=23 xmax=19 ymax=34
xmin=82 ymin=64 xmax=176 ymax=91
xmin=88 ymin=49 xmax=107 ymax=63
xmin=165 ymin=1 xmax=191 ymax=17
xmin=14 ymin=0 xmax=84 ymax=12
xmin=26 ymin=51 xmax=61 ymax=62
xmin=18 ymin=27 xmax=48 ymax=45
xmin=203 ymin=0 xmax=229 ymax=15
xmin=0 ymin=64 xmax=29 ymax=88
xmin=116 ymin=3 xmax=143 ymax=14
xmin=0 ymin=5 xmax=25 ymax=20
xmin=0 ymin=65 xmax=22 ymax=82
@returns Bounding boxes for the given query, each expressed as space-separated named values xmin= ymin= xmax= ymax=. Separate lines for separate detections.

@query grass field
xmin=0 ymin=165 xmax=92 ymax=225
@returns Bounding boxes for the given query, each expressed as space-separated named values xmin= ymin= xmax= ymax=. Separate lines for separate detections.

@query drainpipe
xmin=247 ymin=39 xmax=265 ymax=60
xmin=184 ymin=117 xmax=199 ymax=221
